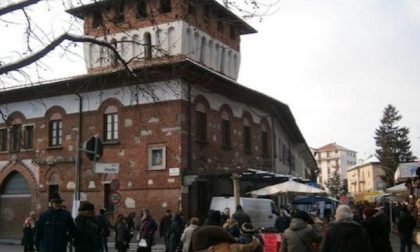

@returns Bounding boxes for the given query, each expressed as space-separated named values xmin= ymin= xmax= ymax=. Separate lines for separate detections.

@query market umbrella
xmin=385 ymin=183 xmax=408 ymax=194
xmin=248 ymin=179 xmax=326 ymax=196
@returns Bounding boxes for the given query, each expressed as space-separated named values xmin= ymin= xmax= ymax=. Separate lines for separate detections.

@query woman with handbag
xmin=136 ymin=209 xmax=157 ymax=252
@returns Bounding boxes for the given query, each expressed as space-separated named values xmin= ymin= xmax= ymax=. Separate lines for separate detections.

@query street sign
xmin=85 ymin=136 xmax=103 ymax=161
xmin=95 ymin=163 xmax=120 ymax=174
xmin=110 ymin=191 xmax=121 ymax=205
xmin=110 ymin=179 xmax=120 ymax=192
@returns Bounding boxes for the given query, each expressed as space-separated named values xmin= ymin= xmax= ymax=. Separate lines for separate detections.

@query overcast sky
xmin=239 ymin=0 xmax=420 ymax=159
xmin=1 ymin=0 xmax=419 ymax=159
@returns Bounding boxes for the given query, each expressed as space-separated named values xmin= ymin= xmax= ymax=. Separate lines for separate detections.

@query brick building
xmin=0 ymin=0 xmax=317 ymax=239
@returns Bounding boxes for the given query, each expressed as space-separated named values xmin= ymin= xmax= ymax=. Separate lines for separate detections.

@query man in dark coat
xmin=232 ymin=205 xmax=251 ymax=227
xmin=159 ymin=209 xmax=173 ymax=252
xmin=397 ymin=206 xmax=417 ymax=252
xmin=97 ymin=208 xmax=112 ymax=252
xmin=74 ymin=201 xmax=102 ymax=252
xmin=319 ymin=204 xmax=371 ymax=252
xmin=35 ymin=194 xmax=77 ymax=252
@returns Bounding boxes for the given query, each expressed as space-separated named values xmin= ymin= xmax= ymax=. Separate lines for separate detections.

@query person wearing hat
xmin=280 ymin=210 xmax=322 ymax=252
xmin=237 ymin=223 xmax=263 ymax=252
xmin=74 ymin=201 xmax=102 ymax=252
xmin=191 ymin=226 xmax=260 ymax=252
xmin=35 ymin=193 xmax=77 ymax=252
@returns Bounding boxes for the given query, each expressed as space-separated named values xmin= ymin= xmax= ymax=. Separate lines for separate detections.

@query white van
xmin=209 ymin=196 xmax=278 ymax=229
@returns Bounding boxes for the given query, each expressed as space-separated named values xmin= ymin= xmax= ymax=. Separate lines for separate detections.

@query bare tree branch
xmin=0 ymin=33 xmax=136 ymax=76
xmin=0 ymin=0 xmax=40 ymax=16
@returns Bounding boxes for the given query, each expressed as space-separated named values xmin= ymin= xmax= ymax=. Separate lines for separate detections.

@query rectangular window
xmin=196 ymin=111 xmax=207 ymax=142
xmin=10 ymin=125 xmax=21 ymax=152
xmin=159 ymin=0 xmax=171 ymax=13
xmin=104 ymin=113 xmax=119 ymax=141
xmin=49 ymin=120 xmax=62 ymax=147
xmin=261 ymin=131 xmax=269 ymax=156
xmin=136 ymin=0 xmax=147 ymax=18
xmin=243 ymin=126 xmax=251 ymax=152
xmin=0 ymin=128 xmax=7 ymax=151
xmin=221 ymin=119 xmax=230 ymax=147
xmin=23 ymin=125 xmax=34 ymax=149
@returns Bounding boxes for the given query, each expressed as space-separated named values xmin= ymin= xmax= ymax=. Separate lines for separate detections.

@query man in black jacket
xmin=35 ymin=194 xmax=77 ymax=252
xmin=398 ymin=206 xmax=417 ymax=252
xmin=159 ymin=209 xmax=173 ymax=252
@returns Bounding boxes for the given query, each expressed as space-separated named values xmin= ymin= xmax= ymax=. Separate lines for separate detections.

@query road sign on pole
xmin=110 ymin=179 xmax=120 ymax=192
xmin=110 ymin=191 xmax=121 ymax=205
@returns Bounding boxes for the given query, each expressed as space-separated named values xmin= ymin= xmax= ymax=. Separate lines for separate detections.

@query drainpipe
xmin=72 ymin=93 xmax=83 ymax=218
xmin=187 ymin=83 xmax=192 ymax=171
xmin=271 ymin=117 xmax=276 ymax=172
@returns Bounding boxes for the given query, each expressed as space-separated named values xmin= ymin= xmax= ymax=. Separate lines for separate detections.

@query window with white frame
xmin=104 ymin=105 xmax=119 ymax=142
xmin=49 ymin=120 xmax=62 ymax=147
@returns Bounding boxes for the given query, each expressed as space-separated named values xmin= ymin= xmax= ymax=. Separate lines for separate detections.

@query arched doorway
xmin=0 ymin=171 xmax=32 ymax=239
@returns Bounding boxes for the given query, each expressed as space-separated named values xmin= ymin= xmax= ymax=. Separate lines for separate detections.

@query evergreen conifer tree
xmin=374 ymin=104 xmax=415 ymax=186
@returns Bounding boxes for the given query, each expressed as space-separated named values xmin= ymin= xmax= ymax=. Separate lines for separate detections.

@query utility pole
xmin=72 ymin=94 xmax=82 ymax=218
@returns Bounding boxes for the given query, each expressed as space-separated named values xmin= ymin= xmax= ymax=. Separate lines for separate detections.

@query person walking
xmin=397 ymin=206 xmax=417 ymax=252
xmin=74 ymin=201 xmax=102 ymax=252
xmin=180 ymin=217 xmax=200 ymax=252
xmin=232 ymin=205 xmax=251 ymax=227
xmin=22 ymin=210 xmax=37 ymax=252
xmin=136 ymin=208 xmax=158 ymax=252
xmin=280 ymin=210 xmax=322 ymax=252
xmin=97 ymin=208 xmax=112 ymax=252
xmin=275 ymin=209 xmax=291 ymax=233
xmin=319 ymin=204 xmax=372 ymax=252
xmin=360 ymin=207 xmax=391 ymax=252
xmin=35 ymin=194 xmax=77 ymax=252
xmin=237 ymin=222 xmax=264 ymax=252
xmin=115 ymin=215 xmax=130 ymax=252
xmin=168 ymin=212 xmax=185 ymax=252
xmin=159 ymin=209 xmax=173 ymax=252
xmin=223 ymin=218 xmax=240 ymax=238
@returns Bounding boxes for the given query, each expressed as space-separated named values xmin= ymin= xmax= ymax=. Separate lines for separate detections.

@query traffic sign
xmin=85 ymin=136 xmax=103 ymax=161
xmin=110 ymin=179 xmax=120 ymax=192
xmin=110 ymin=191 xmax=121 ymax=205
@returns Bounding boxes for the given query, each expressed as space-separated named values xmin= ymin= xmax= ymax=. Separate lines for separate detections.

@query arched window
xmin=221 ymin=111 xmax=231 ymax=147
xmin=49 ymin=112 xmax=62 ymax=147
xmin=132 ymin=34 xmax=140 ymax=58
xmin=168 ymin=27 xmax=175 ymax=54
xmin=227 ymin=50 xmax=232 ymax=76
xmin=121 ymin=36 xmax=128 ymax=60
xmin=110 ymin=38 xmax=118 ymax=66
xmin=89 ymin=43 xmax=96 ymax=68
xmin=208 ymin=40 xmax=214 ymax=68
xmin=199 ymin=37 xmax=207 ymax=63
xmin=194 ymin=32 xmax=200 ymax=60
xmin=104 ymin=105 xmax=119 ymax=141
xmin=144 ymin=32 xmax=152 ymax=60
xmin=243 ymin=117 xmax=252 ymax=152
xmin=261 ymin=123 xmax=269 ymax=156
xmin=233 ymin=54 xmax=238 ymax=78
xmin=195 ymin=102 xmax=207 ymax=142
xmin=1 ymin=172 xmax=30 ymax=195
xmin=156 ymin=29 xmax=164 ymax=56
xmin=220 ymin=47 xmax=226 ymax=73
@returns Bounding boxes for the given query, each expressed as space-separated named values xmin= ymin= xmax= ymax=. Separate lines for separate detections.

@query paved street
xmin=1 ymin=233 xmax=419 ymax=252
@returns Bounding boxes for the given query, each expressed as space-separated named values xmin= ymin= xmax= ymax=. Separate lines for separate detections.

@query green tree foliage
xmin=325 ymin=171 xmax=341 ymax=197
xmin=374 ymin=104 xmax=416 ymax=186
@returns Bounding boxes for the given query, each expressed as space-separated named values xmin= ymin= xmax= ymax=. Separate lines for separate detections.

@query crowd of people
xmin=19 ymin=194 xmax=419 ymax=252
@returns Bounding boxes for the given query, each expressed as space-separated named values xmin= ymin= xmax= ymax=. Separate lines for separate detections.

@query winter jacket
xmin=319 ymin=219 xmax=372 ymax=252
xmin=115 ymin=222 xmax=130 ymax=250
xmin=159 ymin=214 xmax=173 ymax=237
xmin=238 ymin=233 xmax=263 ymax=252
xmin=137 ymin=216 xmax=158 ymax=249
xmin=361 ymin=217 xmax=391 ymax=252
xmin=275 ymin=215 xmax=291 ymax=233
xmin=280 ymin=218 xmax=322 ymax=252
xmin=35 ymin=208 xmax=77 ymax=252
xmin=398 ymin=211 xmax=417 ymax=236
xmin=74 ymin=212 xmax=102 ymax=252
xmin=169 ymin=216 xmax=184 ymax=252
xmin=180 ymin=224 xmax=199 ymax=252
xmin=232 ymin=210 xmax=251 ymax=227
